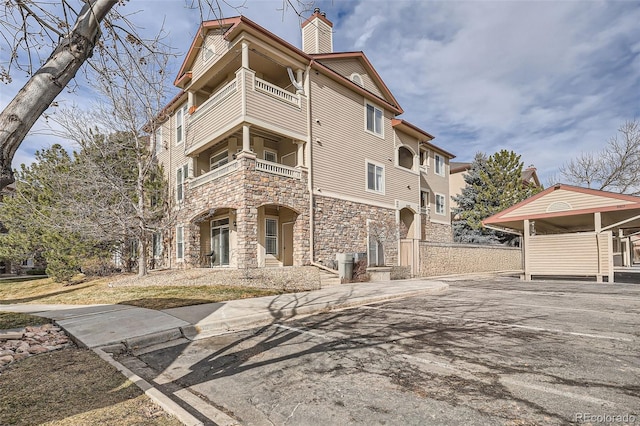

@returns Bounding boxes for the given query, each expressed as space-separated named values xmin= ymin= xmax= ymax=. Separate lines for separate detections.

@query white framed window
xmin=435 ymin=193 xmax=446 ymax=215
xmin=176 ymin=226 xmax=184 ymax=260
xmin=350 ymin=73 xmax=363 ymax=87
xmin=263 ymin=149 xmax=277 ymax=163
xmin=210 ymin=150 xmax=229 ymax=170
xmin=176 ymin=105 xmax=187 ymax=145
xmin=154 ymin=126 xmax=162 ymax=155
xmin=265 ymin=217 xmax=278 ymax=255
xmin=365 ymin=102 xmax=383 ymax=137
xmin=434 ymin=153 xmax=445 ymax=176
xmin=366 ymin=160 xmax=385 ymax=194
xmin=152 ymin=232 xmax=163 ymax=257
xmin=176 ymin=164 xmax=188 ymax=202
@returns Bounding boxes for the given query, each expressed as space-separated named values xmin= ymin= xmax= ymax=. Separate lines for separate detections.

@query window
xmin=366 ymin=161 xmax=385 ymax=193
xmin=434 ymin=153 xmax=445 ymax=176
xmin=435 ymin=193 xmax=446 ymax=215
xmin=152 ymin=232 xmax=163 ymax=257
xmin=176 ymin=164 xmax=188 ymax=202
xmin=265 ymin=218 xmax=278 ymax=255
xmin=176 ymin=105 xmax=187 ymax=144
xmin=365 ymin=102 xmax=383 ymax=136
xmin=264 ymin=149 xmax=277 ymax=163
xmin=397 ymin=146 xmax=414 ymax=170
xmin=176 ymin=226 xmax=184 ymax=260
xmin=154 ymin=127 xmax=162 ymax=155
xmin=210 ymin=150 xmax=229 ymax=170
xmin=350 ymin=73 xmax=363 ymax=87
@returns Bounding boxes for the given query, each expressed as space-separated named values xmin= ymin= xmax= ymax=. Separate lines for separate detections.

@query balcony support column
xmin=294 ymin=140 xmax=305 ymax=168
xmin=242 ymin=124 xmax=251 ymax=152
xmin=241 ymin=41 xmax=250 ymax=69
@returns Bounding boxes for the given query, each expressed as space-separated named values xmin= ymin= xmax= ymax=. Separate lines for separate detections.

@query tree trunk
xmin=0 ymin=0 xmax=118 ymax=190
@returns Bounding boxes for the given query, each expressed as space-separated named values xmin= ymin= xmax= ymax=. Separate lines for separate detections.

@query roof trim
xmin=311 ymin=51 xmax=403 ymax=114
xmin=483 ymin=184 xmax=640 ymax=226
xmin=391 ymin=119 xmax=456 ymax=159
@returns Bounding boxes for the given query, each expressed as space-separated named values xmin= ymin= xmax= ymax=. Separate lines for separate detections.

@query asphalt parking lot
xmin=123 ymin=277 xmax=640 ymax=425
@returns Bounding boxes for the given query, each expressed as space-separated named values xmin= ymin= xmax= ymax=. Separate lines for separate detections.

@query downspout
xmin=306 ymin=62 xmax=315 ymax=266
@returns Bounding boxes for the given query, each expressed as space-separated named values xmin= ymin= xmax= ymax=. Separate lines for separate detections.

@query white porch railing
xmin=190 ymin=160 xmax=239 ymax=189
xmin=254 ymin=77 xmax=300 ymax=107
xmin=190 ymin=79 xmax=238 ymax=121
xmin=420 ymin=207 xmax=430 ymax=215
xmin=256 ymin=159 xmax=301 ymax=179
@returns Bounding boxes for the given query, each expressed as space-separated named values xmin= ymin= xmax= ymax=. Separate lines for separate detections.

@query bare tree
xmin=52 ymin=36 xmax=173 ymax=277
xmin=0 ymin=0 xmax=315 ymax=190
xmin=560 ymin=120 xmax=640 ymax=195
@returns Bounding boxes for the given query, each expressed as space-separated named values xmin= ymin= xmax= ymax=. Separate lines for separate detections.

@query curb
xmin=93 ymin=347 xmax=205 ymax=426
xmin=183 ymin=282 xmax=449 ymax=340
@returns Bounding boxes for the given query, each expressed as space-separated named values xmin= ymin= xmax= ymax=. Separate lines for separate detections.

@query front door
xmin=211 ymin=218 xmax=230 ymax=266
xmin=282 ymin=222 xmax=294 ymax=266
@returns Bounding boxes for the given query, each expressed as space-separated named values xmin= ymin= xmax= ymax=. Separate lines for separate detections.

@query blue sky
xmin=1 ymin=0 xmax=639 ymax=184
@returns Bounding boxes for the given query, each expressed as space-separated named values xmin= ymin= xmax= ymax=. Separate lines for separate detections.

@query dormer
xmin=302 ymin=8 xmax=333 ymax=54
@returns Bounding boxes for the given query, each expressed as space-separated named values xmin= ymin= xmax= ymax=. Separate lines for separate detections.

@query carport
xmin=483 ymin=184 xmax=640 ymax=282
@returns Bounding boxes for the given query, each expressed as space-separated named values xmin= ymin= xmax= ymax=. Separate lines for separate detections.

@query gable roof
xmin=483 ymin=184 xmax=640 ymax=228
xmin=174 ymin=16 xmax=311 ymax=87
xmin=311 ymin=52 xmax=403 ymax=113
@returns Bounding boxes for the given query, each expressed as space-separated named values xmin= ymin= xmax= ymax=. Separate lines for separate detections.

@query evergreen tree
xmin=453 ymin=150 xmax=542 ymax=245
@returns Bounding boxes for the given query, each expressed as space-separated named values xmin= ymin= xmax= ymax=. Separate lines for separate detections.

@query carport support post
xmin=595 ymin=212 xmax=603 ymax=283
xmin=523 ymin=219 xmax=531 ymax=281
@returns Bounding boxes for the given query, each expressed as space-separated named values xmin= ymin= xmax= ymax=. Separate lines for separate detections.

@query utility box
xmin=336 ymin=253 xmax=354 ymax=281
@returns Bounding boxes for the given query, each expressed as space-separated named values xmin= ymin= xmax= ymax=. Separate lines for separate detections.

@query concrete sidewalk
xmin=2 ymin=279 xmax=447 ymax=350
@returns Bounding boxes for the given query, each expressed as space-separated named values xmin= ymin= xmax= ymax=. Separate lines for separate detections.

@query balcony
xmin=190 ymin=160 xmax=240 ymax=189
xmin=186 ymin=69 xmax=308 ymax=155
xmin=255 ymin=159 xmax=301 ymax=179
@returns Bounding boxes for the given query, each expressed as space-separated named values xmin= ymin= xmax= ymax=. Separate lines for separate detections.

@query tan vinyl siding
xmin=528 ymin=232 xmax=611 ymax=276
xmin=318 ymin=59 xmax=384 ymax=99
xmin=311 ymin=72 xmax=404 ymax=205
xmin=191 ymin=31 xmax=231 ymax=82
xmin=155 ymin=112 xmax=189 ymax=199
xmin=302 ymin=25 xmax=315 ymax=53
xmin=187 ymin=80 xmax=242 ymax=152
xmin=504 ymin=189 xmax=636 ymax=218
xmin=418 ymin=149 xmax=450 ymax=223
xmin=245 ymin=72 xmax=308 ymax=137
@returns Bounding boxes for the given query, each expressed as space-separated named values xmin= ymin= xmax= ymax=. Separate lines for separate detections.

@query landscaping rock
xmin=0 ymin=323 xmax=74 ymax=371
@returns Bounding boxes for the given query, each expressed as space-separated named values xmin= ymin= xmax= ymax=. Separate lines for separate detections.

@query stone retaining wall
xmin=419 ymin=242 xmax=522 ymax=277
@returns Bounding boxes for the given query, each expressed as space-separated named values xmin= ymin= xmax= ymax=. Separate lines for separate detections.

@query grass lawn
xmin=0 ymin=348 xmax=182 ymax=426
xmin=0 ymin=312 xmax=49 ymax=330
xmin=0 ymin=276 xmax=281 ymax=310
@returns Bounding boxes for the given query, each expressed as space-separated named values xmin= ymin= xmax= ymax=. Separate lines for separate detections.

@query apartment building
xmin=152 ymin=10 xmax=455 ymax=273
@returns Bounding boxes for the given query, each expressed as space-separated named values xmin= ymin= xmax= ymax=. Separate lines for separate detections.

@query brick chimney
xmin=302 ymin=8 xmax=333 ymax=54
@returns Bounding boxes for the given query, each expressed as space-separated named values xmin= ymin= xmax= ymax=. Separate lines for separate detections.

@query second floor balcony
xmin=185 ymin=67 xmax=308 ymax=156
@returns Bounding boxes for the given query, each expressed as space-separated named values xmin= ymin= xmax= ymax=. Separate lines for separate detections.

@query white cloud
xmin=3 ymin=0 xmax=639 ymax=185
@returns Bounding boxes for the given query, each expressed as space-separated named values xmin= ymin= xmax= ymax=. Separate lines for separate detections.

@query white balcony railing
xmin=190 ymin=79 xmax=238 ymax=121
xmin=189 ymin=160 xmax=239 ymax=189
xmin=254 ymin=77 xmax=300 ymax=107
xmin=256 ymin=159 xmax=301 ymax=179
xmin=420 ymin=206 xmax=430 ymax=215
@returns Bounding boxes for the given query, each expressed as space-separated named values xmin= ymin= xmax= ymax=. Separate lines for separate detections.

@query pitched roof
xmin=390 ymin=119 xmax=455 ymax=159
xmin=483 ymin=184 xmax=640 ymax=227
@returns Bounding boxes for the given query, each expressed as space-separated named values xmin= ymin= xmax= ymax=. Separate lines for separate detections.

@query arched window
xmin=350 ymin=73 xmax=363 ymax=87
xmin=398 ymin=146 xmax=414 ymax=170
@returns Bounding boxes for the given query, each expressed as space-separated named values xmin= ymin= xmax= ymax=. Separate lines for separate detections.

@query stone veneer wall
xmin=173 ymin=154 xmax=310 ymax=268
xmin=313 ymin=195 xmax=397 ymax=269
xmin=422 ymin=215 xmax=453 ymax=243
xmin=419 ymin=242 xmax=522 ymax=277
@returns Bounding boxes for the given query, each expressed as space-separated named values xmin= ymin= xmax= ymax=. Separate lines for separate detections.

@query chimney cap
xmin=314 ymin=7 xmax=320 ymax=13
xmin=321 ymin=11 xmax=326 ymax=17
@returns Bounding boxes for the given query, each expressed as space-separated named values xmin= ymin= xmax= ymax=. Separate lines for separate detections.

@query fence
xmin=419 ymin=242 xmax=522 ymax=277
